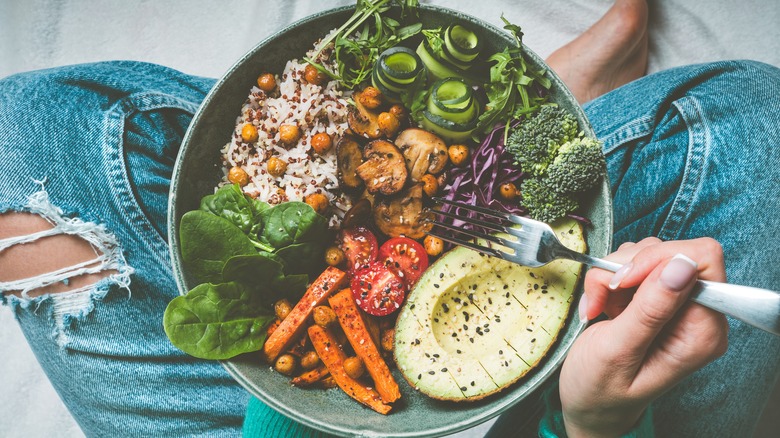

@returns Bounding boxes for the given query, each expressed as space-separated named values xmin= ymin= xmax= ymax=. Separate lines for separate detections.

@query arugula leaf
xmin=180 ymin=211 xmax=257 ymax=283
xmin=163 ymin=281 xmax=275 ymax=360
xmin=472 ymin=16 xmax=551 ymax=142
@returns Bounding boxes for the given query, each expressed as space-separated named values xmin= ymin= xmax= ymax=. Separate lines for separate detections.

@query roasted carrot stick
xmin=328 ymin=288 xmax=401 ymax=403
xmin=291 ymin=365 xmax=330 ymax=387
xmin=308 ymin=325 xmax=392 ymax=415
xmin=263 ymin=267 xmax=347 ymax=362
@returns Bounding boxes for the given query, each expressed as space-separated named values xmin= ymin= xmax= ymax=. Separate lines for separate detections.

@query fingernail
xmin=578 ymin=293 xmax=589 ymax=323
xmin=660 ymin=254 xmax=698 ymax=292
xmin=609 ymin=263 xmax=633 ymax=290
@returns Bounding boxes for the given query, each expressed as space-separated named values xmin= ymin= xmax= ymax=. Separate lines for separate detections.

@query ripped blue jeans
xmin=1 ymin=60 xmax=779 ymax=437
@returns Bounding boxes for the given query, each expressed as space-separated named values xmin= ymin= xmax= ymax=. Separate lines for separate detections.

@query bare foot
xmin=546 ymin=0 xmax=649 ymax=103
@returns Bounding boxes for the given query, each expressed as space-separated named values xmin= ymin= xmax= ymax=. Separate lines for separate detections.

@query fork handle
xmin=578 ymin=254 xmax=780 ymax=336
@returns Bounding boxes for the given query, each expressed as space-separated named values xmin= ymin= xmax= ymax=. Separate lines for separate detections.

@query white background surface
xmin=1 ymin=1 xmax=779 ymax=437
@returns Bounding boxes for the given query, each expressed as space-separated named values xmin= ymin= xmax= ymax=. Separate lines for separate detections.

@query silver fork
xmin=429 ymin=197 xmax=780 ymax=336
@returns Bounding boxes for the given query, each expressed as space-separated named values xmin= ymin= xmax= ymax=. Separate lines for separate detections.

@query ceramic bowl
xmin=168 ymin=4 xmax=612 ymax=436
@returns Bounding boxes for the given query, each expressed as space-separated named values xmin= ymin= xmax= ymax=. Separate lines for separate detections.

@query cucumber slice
xmin=379 ymin=46 xmax=423 ymax=82
xmin=421 ymin=109 xmax=478 ymax=143
xmin=371 ymin=68 xmax=402 ymax=102
xmin=427 ymin=78 xmax=477 ymax=124
xmin=372 ymin=46 xmax=425 ymax=103
xmin=433 ymin=78 xmax=471 ymax=106
xmin=417 ymin=40 xmax=469 ymax=82
xmin=445 ymin=24 xmax=481 ymax=61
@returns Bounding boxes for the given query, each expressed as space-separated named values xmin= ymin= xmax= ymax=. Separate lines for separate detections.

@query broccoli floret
xmin=546 ymin=136 xmax=606 ymax=194
xmin=506 ymin=105 xmax=579 ymax=176
xmin=520 ymin=177 xmax=578 ymax=223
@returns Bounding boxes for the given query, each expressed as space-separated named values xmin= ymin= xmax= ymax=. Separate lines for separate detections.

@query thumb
xmin=608 ymin=254 xmax=699 ymax=359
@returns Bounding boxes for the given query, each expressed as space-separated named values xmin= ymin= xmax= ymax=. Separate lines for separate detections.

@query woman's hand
xmin=559 ymin=238 xmax=730 ymax=437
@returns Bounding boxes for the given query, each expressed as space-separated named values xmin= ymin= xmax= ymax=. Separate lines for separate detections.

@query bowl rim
xmin=167 ymin=4 xmax=613 ymax=436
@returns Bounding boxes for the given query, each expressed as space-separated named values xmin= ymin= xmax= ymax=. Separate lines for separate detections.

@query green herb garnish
xmin=306 ymin=0 xmax=421 ymax=89
xmin=472 ymin=15 xmax=551 ymax=143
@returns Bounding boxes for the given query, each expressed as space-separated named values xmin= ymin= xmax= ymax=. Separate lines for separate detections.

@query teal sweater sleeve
xmin=538 ymin=382 xmax=654 ymax=438
xmin=242 ymin=396 xmax=337 ymax=438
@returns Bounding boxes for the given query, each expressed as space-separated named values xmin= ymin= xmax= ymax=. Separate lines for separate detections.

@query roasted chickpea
xmin=265 ymin=156 xmax=288 ymax=178
xmin=358 ymin=86 xmax=382 ymax=109
xmin=380 ymin=328 xmax=395 ymax=352
xmin=320 ymin=375 xmax=337 ymax=389
xmin=304 ymin=193 xmax=329 ymax=215
xmin=304 ymin=64 xmax=328 ymax=85
xmin=448 ymin=144 xmax=469 ymax=167
xmin=377 ymin=112 xmax=400 ymax=137
xmin=343 ymin=356 xmax=365 ymax=379
xmin=274 ymin=354 xmax=297 ymax=376
xmin=424 ymin=235 xmax=444 ymax=257
xmin=310 ymin=132 xmax=333 ymax=154
xmin=279 ymin=124 xmax=301 ymax=145
xmin=256 ymin=73 xmax=276 ymax=92
xmin=420 ymin=174 xmax=439 ymax=197
xmin=241 ymin=123 xmax=259 ymax=143
xmin=274 ymin=299 xmax=293 ymax=320
xmin=300 ymin=350 xmax=320 ymax=371
xmin=499 ymin=182 xmax=519 ymax=200
xmin=313 ymin=305 xmax=337 ymax=327
xmin=228 ymin=166 xmax=250 ymax=187
xmin=388 ymin=104 xmax=406 ymax=119
xmin=324 ymin=246 xmax=345 ymax=267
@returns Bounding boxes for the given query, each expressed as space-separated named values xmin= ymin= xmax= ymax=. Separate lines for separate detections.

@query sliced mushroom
xmin=395 ymin=128 xmax=449 ymax=182
xmin=341 ymin=198 xmax=372 ymax=229
xmin=336 ymin=135 xmax=364 ymax=191
xmin=347 ymin=90 xmax=382 ymax=139
xmin=356 ymin=140 xmax=408 ymax=196
xmin=373 ymin=184 xmax=432 ymax=239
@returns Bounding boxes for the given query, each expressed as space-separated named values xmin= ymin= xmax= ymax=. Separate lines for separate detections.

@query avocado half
xmin=393 ymin=218 xmax=585 ymax=401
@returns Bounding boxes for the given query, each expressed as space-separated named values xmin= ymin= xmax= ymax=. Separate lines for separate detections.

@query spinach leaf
xmin=163 ymin=281 xmax=275 ymax=360
xmin=200 ymin=184 xmax=255 ymax=234
xmin=180 ymin=210 xmax=256 ymax=283
xmin=260 ymin=202 xmax=328 ymax=249
xmin=275 ymin=241 xmax=327 ymax=276
xmin=222 ymin=253 xmax=308 ymax=299
xmin=200 ymin=184 xmax=274 ymax=251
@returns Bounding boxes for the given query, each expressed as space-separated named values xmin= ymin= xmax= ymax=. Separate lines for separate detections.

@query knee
xmin=0 ymin=209 xmax=133 ymax=299
xmin=697 ymin=60 xmax=780 ymax=122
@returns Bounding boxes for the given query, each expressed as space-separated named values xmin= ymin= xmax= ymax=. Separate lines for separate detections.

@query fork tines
xmin=427 ymin=197 xmax=525 ymax=258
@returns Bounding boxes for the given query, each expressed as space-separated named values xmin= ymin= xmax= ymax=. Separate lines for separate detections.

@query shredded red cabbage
xmin=441 ymin=121 xmax=526 ymax=230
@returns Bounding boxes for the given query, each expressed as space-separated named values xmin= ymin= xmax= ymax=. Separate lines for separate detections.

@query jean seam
xmin=102 ymin=92 xmax=199 ymax=261
xmin=599 ymin=115 xmax=656 ymax=157
xmin=657 ymin=96 xmax=710 ymax=241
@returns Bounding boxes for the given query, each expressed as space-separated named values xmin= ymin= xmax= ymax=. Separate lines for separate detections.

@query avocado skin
xmin=393 ymin=218 xmax=585 ymax=401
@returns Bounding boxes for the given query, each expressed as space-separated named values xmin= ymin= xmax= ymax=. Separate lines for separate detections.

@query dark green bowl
xmin=168 ymin=4 xmax=612 ymax=436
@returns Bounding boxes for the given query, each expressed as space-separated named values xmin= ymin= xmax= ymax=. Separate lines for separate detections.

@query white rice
xmin=220 ymin=35 xmax=352 ymax=227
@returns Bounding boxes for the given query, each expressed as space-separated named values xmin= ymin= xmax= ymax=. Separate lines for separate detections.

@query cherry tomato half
xmin=378 ymin=237 xmax=429 ymax=289
xmin=338 ymin=226 xmax=378 ymax=273
xmin=350 ymin=262 xmax=406 ymax=316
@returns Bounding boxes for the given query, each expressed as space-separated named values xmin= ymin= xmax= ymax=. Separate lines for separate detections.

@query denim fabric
xmin=0 ymin=62 xmax=248 ymax=436
xmin=1 ymin=60 xmax=779 ymax=437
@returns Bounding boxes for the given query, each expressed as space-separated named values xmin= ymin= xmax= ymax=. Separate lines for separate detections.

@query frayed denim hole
xmin=0 ymin=186 xmax=135 ymax=347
